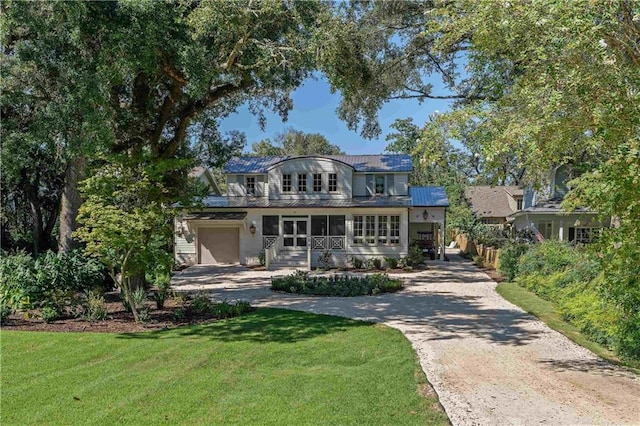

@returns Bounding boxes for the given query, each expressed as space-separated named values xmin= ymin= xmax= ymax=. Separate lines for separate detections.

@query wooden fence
xmin=456 ymin=234 xmax=501 ymax=269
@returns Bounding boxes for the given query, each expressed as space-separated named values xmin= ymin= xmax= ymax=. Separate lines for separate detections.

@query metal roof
xmin=183 ymin=212 xmax=247 ymax=220
xmin=223 ymin=154 xmax=413 ymax=173
xmin=199 ymin=196 xmax=413 ymax=209
xmin=408 ymin=187 xmax=449 ymax=207
xmin=198 ymin=186 xmax=449 ymax=209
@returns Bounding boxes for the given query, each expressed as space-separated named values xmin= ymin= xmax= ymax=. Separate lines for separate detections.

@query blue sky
xmin=219 ymin=75 xmax=454 ymax=155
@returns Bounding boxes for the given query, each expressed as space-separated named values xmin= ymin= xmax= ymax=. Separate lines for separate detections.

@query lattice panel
xmin=311 ymin=236 xmax=326 ymax=250
xmin=330 ymin=236 xmax=345 ymax=250
xmin=263 ymin=236 xmax=279 ymax=249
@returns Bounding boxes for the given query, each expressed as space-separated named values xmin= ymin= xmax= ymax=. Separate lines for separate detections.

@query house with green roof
xmin=174 ymin=154 xmax=449 ymax=269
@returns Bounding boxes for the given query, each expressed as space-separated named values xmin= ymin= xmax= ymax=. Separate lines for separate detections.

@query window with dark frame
xmin=297 ymin=173 xmax=307 ymax=193
xmin=313 ymin=173 xmax=322 ymax=192
xmin=517 ymin=199 xmax=523 ymax=210
xmin=282 ymin=173 xmax=292 ymax=192
xmin=328 ymin=173 xmax=337 ymax=192
xmin=262 ymin=216 xmax=279 ymax=236
xmin=245 ymin=176 xmax=256 ymax=196
xmin=375 ymin=175 xmax=385 ymax=194
xmin=329 ymin=215 xmax=345 ymax=235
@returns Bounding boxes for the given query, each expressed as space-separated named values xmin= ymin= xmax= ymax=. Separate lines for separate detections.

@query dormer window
xmin=375 ymin=175 xmax=385 ymax=195
xmin=328 ymin=173 xmax=337 ymax=192
xmin=516 ymin=199 xmax=523 ymax=210
xmin=282 ymin=174 xmax=292 ymax=192
xmin=313 ymin=173 xmax=322 ymax=192
xmin=245 ymin=176 xmax=255 ymax=196
xmin=298 ymin=173 xmax=307 ymax=193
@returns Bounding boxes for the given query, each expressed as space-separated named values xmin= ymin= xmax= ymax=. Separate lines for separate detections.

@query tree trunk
xmin=58 ymin=156 xmax=86 ymax=252
xmin=24 ymin=184 xmax=44 ymax=255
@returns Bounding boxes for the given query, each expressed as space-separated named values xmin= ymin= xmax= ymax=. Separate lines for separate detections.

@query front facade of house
xmin=175 ymin=154 xmax=449 ymax=268
xmin=509 ymin=165 xmax=609 ymax=243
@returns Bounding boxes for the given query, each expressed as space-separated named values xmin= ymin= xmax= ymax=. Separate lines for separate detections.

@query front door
xmin=282 ymin=218 xmax=308 ymax=249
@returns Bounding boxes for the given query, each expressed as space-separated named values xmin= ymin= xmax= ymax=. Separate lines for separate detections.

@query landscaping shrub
xmin=81 ymin=291 xmax=109 ymax=322
xmin=517 ymin=241 xmax=582 ymax=277
xmin=401 ymin=244 xmax=424 ymax=268
xmin=0 ymin=250 xmax=107 ymax=315
xmin=512 ymin=241 xmax=639 ymax=359
xmin=384 ymin=256 xmax=398 ymax=270
xmin=367 ymin=257 xmax=383 ymax=270
xmin=271 ymin=271 xmax=403 ymax=297
xmin=350 ymin=257 xmax=364 ymax=269
xmin=497 ymin=243 xmax=530 ymax=281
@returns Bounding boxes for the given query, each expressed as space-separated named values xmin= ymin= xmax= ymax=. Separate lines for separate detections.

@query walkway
xmin=171 ymin=253 xmax=640 ymax=425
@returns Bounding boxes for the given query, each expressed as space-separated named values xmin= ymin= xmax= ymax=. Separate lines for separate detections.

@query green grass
xmin=0 ymin=308 xmax=448 ymax=425
xmin=496 ymin=282 xmax=639 ymax=371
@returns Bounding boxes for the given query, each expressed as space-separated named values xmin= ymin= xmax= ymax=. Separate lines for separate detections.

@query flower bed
xmin=271 ymin=271 xmax=403 ymax=297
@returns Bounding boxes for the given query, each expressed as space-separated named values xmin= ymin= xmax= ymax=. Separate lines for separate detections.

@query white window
xmin=378 ymin=215 xmax=388 ymax=245
xmin=297 ymin=173 xmax=307 ymax=193
xmin=313 ymin=173 xmax=322 ymax=192
xmin=328 ymin=173 xmax=337 ymax=192
xmin=353 ymin=215 xmax=401 ymax=246
xmin=389 ymin=215 xmax=400 ymax=244
xmin=365 ymin=215 xmax=376 ymax=245
xmin=245 ymin=176 xmax=255 ymax=196
xmin=375 ymin=175 xmax=385 ymax=195
xmin=282 ymin=174 xmax=292 ymax=192
xmin=353 ymin=216 xmax=364 ymax=245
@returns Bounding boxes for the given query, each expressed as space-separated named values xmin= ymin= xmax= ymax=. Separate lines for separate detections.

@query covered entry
xmin=198 ymin=227 xmax=240 ymax=264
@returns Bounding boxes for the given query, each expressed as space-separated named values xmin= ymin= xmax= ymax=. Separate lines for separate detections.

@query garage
xmin=198 ymin=227 xmax=240 ymax=264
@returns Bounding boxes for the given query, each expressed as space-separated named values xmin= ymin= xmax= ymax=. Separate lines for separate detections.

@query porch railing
xmin=310 ymin=236 xmax=345 ymax=250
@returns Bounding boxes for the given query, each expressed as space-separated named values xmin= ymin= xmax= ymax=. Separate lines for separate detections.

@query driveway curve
xmin=172 ymin=253 xmax=640 ymax=425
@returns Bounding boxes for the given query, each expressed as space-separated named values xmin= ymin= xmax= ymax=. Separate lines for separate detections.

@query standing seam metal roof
xmin=223 ymin=154 xmax=413 ymax=173
xmin=197 ymin=186 xmax=449 ymax=208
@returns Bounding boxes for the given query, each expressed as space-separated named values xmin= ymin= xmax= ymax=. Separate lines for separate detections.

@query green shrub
xmin=351 ymin=257 xmax=364 ymax=269
xmin=367 ymin=257 xmax=383 ymax=270
xmin=271 ymin=272 xmax=403 ymax=297
xmin=0 ymin=250 xmax=107 ymax=315
xmin=497 ymin=243 xmax=530 ymax=281
xmin=384 ymin=256 xmax=398 ymax=269
xmin=81 ymin=291 xmax=108 ymax=322
xmin=517 ymin=241 xmax=583 ymax=277
xmin=402 ymin=245 xmax=424 ymax=268
xmin=473 ymin=255 xmax=485 ymax=268
xmin=40 ymin=306 xmax=60 ymax=323
xmin=191 ymin=294 xmax=212 ymax=315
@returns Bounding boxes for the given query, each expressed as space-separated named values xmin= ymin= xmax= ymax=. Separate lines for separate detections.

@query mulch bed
xmin=1 ymin=292 xmax=225 ymax=334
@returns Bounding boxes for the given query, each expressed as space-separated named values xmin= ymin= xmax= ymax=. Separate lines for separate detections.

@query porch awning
xmin=183 ymin=212 xmax=247 ymax=220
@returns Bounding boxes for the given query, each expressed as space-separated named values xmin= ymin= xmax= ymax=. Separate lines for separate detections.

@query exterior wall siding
xmin=268 ymin=158 xmax=353 ymax=200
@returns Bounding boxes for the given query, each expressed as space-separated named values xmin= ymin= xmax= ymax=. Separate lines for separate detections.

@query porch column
xmin=439 ymin=220 xmax=446 ymax=260
xmin=558 ymin=220 xmax=564 ymax=241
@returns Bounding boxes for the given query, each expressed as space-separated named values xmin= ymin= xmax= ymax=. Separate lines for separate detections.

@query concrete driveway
xmin=171 ymin=253 xmax=640 ymax=426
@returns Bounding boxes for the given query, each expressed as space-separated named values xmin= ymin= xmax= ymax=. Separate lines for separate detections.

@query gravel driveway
xmin=172 ymin=253 xmax=640 ymax=425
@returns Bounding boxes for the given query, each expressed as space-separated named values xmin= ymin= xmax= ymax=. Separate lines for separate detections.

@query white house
xmin=508 ymin=164 xmax=609 ymax=243
xmin=174 ymin=154 xmax=449 ymax=269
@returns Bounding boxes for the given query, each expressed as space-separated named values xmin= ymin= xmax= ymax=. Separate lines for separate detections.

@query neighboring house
xmin=189 ymin=166 xmax=221 ymax=195
xmin=465 ymin=186 xmax=524 ymax=227
xmin=509 ymin=164 xmax=608 ymax=243
xmin=174 ymin=154 xmax=449 ymax=268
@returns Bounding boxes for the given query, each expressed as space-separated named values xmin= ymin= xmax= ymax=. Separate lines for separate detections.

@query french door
xmin=282 ymin=218 xmax=308 ymax=249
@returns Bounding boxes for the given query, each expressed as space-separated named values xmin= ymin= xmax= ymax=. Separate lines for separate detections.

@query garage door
xmin=198 ymin=228 xmax=239 ymax=264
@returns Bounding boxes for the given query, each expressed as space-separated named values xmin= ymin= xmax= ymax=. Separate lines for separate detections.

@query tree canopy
xmin=250 ymin=128 xmax=344 ymax=156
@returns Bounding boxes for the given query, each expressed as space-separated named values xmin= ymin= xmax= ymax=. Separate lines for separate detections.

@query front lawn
xmin=1 ymin=308 xmax=448 ymax=425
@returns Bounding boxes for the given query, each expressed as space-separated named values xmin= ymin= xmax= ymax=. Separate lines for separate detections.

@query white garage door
xmin=198 ymin=228 xmax=239 ymax=264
